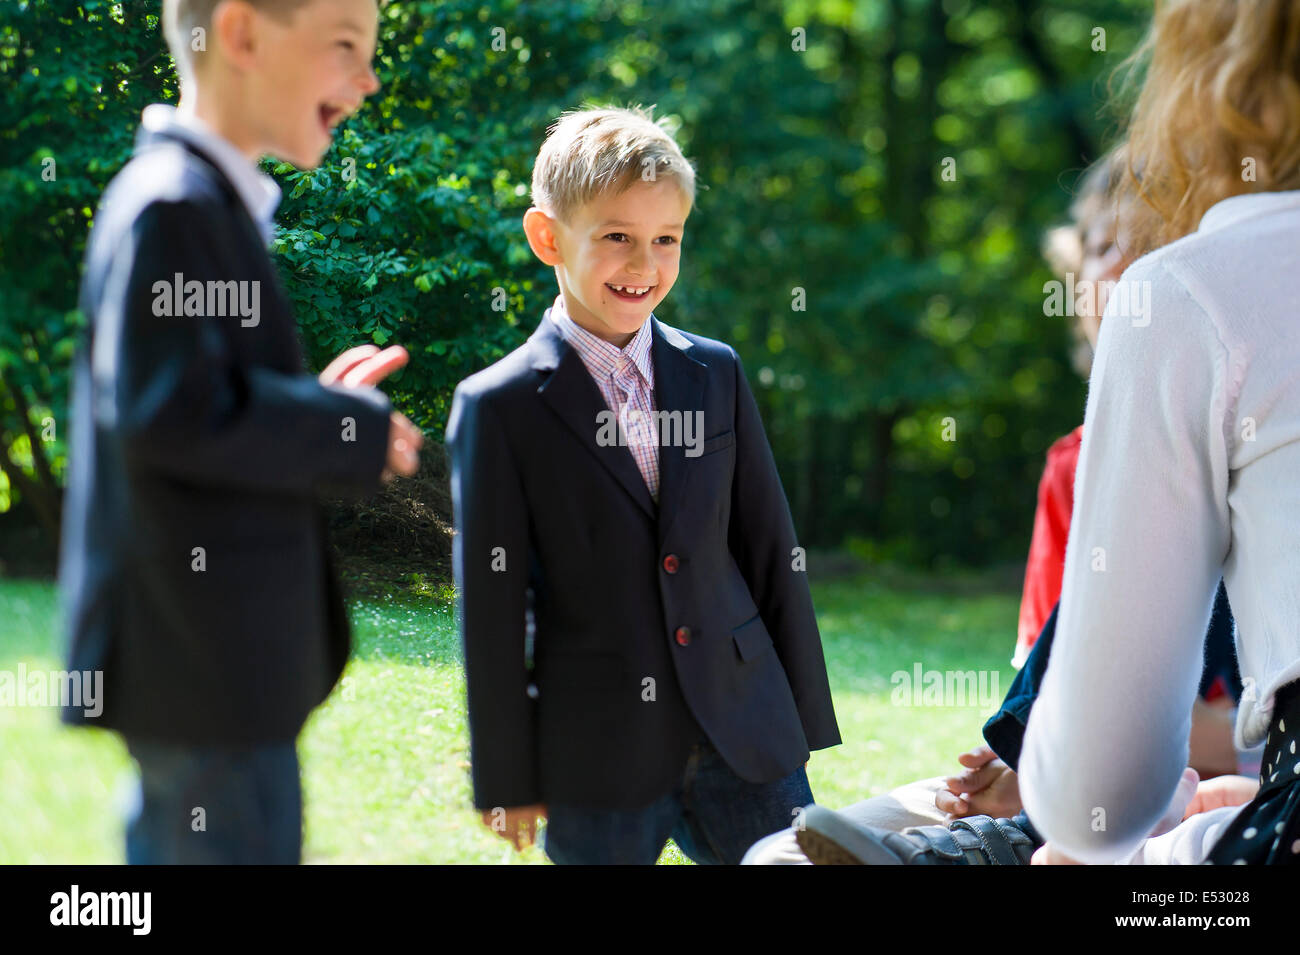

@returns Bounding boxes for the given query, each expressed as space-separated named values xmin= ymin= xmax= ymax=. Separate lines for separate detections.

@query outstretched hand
xmin=935 ymin=743 xmax=1023 ymax=820
xmin=320 ymin=344 xmax=422 ymax=481
xmin=319 ymin=344 xmax=410 ymax=388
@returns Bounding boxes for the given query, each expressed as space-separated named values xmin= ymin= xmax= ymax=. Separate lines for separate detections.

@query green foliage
xmin=0 ymin=0 xmax=169 ymax=534
xmin=1 ymin=0 xmax=1153 ymax=565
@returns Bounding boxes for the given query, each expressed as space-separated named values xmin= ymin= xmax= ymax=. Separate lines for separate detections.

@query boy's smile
xmin=264 ymin=0 xmax=380 ymax=168
xmin=528 ymin=179 xmax=691 ymax=348
xmin=213 ymin=0 xmax=381 ymax=169
xmin=606 ymin=283 xmax=655 ymax=303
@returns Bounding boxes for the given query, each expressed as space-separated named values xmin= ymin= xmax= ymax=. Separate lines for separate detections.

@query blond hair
xmin=163 ymin=0 xmax=312 ymax=81
xmin=531 ymin=106 xmax=696 ymax=222
xmin=1113 ymin=0 xmax=1300 ymax=256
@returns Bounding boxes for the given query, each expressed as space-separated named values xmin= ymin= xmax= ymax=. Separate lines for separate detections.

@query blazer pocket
xmin=696 ymin=430 xmax=736 ymax=457
xmin=732 ymin=613 xmax=773 ymax=663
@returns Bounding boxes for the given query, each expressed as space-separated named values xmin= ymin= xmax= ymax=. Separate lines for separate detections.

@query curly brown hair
xmin=1113 ymin=0 xmax=1300 ymax=257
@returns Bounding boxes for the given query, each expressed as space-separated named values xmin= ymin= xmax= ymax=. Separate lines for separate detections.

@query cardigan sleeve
xmin=1018 ymin=255 xmax=1236 ymax=863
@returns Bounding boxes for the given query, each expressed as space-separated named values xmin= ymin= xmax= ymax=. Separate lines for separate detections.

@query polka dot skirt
xmin=1207 ymin=680 xmax=1300 ymax=865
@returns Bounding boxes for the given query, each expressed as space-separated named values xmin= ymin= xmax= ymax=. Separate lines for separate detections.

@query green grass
xmin=0 ymin=570 xmax=1017 ymax=864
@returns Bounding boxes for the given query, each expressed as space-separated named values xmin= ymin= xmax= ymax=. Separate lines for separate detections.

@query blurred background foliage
xmin=0 ymin=0 xmax=1151 ymax=573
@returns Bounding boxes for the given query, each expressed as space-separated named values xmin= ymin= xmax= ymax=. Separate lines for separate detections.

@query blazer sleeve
xmin=95 ymin=200 xmax=391 ymax=496
xmin=727 ymin=348 xmax=841 ymax=752
xmin=446 ymin=383 xmax=539 ymax=809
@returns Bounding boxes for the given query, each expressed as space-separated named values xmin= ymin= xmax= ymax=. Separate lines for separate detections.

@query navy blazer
xmin=58 ymin=123 xmax=391 ymax=743
xmin=447 ymin=310 xmax=841 ymax=810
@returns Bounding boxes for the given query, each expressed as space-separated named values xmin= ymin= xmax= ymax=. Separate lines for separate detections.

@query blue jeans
xmin=124 ymin=737 xmax=302 ymax=864
xmin=544 ymin=738 xmax=815 ymax=864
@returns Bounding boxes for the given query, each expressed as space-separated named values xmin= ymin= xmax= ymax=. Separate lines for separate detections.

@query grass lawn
xmin=0 ymin=569 xmax=1018 ymax=864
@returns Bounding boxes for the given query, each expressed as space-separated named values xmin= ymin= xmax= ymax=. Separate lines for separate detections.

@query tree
xmin=0 ymin=0 xmax=1153 ymax=568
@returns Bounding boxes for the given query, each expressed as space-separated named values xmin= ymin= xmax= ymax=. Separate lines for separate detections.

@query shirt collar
xmin=141 ymin=103 xmax=281 ymax=244
xmin=1197 ymin=189 xmax=1300 ymax=237
xmin=549 ymin=294 xmax=655 ymax=388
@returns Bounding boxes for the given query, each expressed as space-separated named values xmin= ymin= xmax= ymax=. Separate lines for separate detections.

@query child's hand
xmin=480 ymin=804 xmax=548 ymax=851
xmin=382 ymin=411 xmax=422 ymax=481
xmin=1181 ymin=774 xmax=1260 ymax=820
xmin=935 ymin=743 xmax=1022 ymax=819
xmin=319 ymin=343 xmax=410 ymax=388
xmin=1031 ymin=843 xmax=1081 ymax=865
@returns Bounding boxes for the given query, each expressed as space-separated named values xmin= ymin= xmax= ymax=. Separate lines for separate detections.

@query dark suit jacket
xmin=447 ymin=311 xmax=841 ymax=810
xmin=58 ymin=122 xmax=391 ymax=743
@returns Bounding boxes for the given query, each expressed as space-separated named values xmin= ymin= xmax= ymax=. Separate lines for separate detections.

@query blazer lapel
xmin=650 ymin=318 xmax=707 ymax=543
xmin=533 ymin=312 xmax=657 ymax=520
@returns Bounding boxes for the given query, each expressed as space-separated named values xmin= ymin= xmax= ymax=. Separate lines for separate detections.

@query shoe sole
xmin=795 ymin=805 xmax=906 ymax=865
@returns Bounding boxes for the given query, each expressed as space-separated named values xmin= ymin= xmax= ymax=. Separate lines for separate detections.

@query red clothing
xmin=1014 ymin=425 xmax=1083 ymax=666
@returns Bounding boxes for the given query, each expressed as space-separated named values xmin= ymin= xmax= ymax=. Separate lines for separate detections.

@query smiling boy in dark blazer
xmin=59 ymin=0 xmax=423 ymax=864
xmin=447 ymin=106 xmax=840 ymax=864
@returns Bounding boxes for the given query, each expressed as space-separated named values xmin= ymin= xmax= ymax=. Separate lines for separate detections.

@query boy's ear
xmin=523 ymin=208 xmax=564 ymax=267
xmin=210 ymin=0 xmax=260 ymax=71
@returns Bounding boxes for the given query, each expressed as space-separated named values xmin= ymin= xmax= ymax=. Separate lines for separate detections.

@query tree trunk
xmin=0 ymin=370 xmax=62 ymax=537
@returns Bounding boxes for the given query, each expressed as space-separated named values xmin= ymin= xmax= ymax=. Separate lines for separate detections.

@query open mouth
xmin=606 ymin=283 xmax=655 ymax=302
xmin=318 ymin=102 xmax=349 ymax=135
